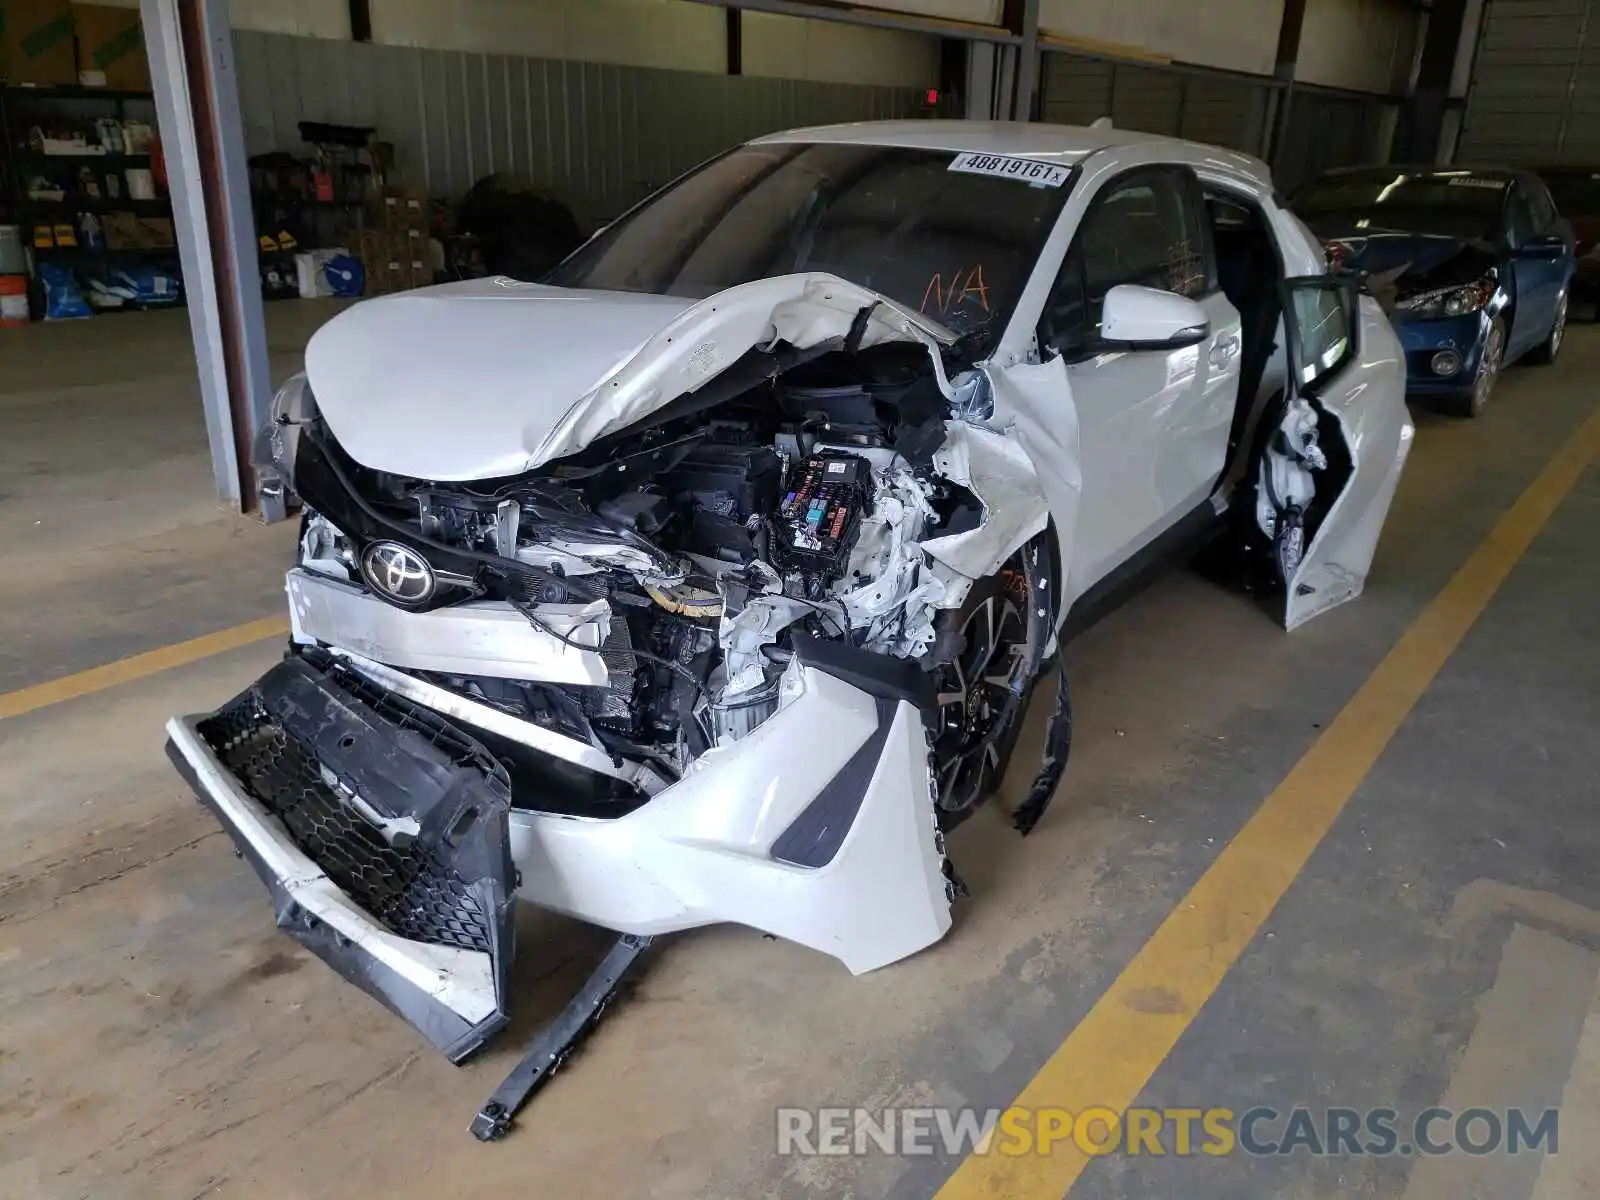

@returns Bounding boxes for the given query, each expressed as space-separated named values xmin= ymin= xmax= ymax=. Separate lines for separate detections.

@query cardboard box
xmin=101 ymin=210 xmax=140 ymax=249
xmin=400 ymin=195 xmax=428 ymax=233
xmin=384 ymin=260 xmax=407 ymax=293
xmin=71 ymin=3 xmax=150 ymax=91
xmin=134 ymin=215 xmax=174 ymax=248
xmin=354 ymin=229 xmax=386 ymax=262
xmin=380 ymin=188 xmax=429 ymax=233
xmin=408 ymin=258 xmax=432 ymax=290
xmin=1 ymin=0 xmax=78 ymax=85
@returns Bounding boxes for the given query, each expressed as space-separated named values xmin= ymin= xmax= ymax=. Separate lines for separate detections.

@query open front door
xmin=1255 ymin=275 xmax=1368 ymax=630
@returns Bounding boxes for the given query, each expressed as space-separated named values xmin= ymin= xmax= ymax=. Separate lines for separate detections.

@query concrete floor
xmin=0 ymin=306 xmax=1597 ymax=1199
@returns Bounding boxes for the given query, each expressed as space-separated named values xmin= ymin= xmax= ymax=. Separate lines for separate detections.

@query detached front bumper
xmin=170 ymin=632 xmax=955 ymax=1062
xmin=165 ymin=652 xmax=517 ymax=1062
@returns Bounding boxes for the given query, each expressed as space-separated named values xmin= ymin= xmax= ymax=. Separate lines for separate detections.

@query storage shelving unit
xmin=0 ymin=82 xmax=182 ymax=319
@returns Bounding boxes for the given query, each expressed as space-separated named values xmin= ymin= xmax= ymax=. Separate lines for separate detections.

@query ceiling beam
xmin=677 ymin=0 xmax=1020 ymax=46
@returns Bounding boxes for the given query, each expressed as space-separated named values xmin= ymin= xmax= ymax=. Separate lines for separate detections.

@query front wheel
xmin=929 ymin=569 xmax=1036 ymax=831
xmin=1448 ymin=316 xmax=1505 ymax=418
xmin=1525 ymin=292 xmax=1567 ymax=365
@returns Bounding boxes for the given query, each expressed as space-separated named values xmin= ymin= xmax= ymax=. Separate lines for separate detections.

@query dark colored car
xmin=1291 ymin=167 xmax=1575 ymax=416
xmin=1536 ymin=167 xmax=1600 ymax=314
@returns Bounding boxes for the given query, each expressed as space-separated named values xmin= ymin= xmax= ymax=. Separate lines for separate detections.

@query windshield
xmin=1542 ymin=171 xmax=1600 ymax=217
xmin=1292 ymin=171 xmax=1508 ymax=242
xmin=548 ymin=143 xmax=1073 ymax=352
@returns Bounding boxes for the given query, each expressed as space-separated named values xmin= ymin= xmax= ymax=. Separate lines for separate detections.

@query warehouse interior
xmin=3 ymin=0 xmax=1600 ymax=1196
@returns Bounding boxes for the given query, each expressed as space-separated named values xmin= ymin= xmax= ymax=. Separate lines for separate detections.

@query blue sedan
xmin=1291 ymin=167 xmax=1575 ymax=416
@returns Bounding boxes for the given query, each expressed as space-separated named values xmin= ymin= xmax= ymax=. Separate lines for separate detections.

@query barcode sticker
xmin=948 ymin=153 xmax=1071 ymax=188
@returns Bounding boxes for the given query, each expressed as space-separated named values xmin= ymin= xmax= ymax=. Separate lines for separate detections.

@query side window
xmin=1506 ymin=188 xmax=1537 ymax=247
xmin=1039 ymin=168 xmax=1210 ymax=357
xmin=1529 ymin=182 xmax=1558 ymax=232
xmin=1289 ymin=284 xmax=1355 ymax=389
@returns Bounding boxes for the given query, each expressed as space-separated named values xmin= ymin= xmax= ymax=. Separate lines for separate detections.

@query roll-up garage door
xmin=1458 ymin=0 xmax=1600 ymax=164
xmin=1040 ymin=53 xmax=1264 ymax=153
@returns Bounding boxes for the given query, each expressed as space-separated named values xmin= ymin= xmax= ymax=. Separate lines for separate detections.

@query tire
xmin=1447 ymin=316 xmax=1505 ymax=418
xmin=929 ymin=568 xmax=1037 ymax=832
xmin=1524 ymin=291 xmax=1568 ymax=365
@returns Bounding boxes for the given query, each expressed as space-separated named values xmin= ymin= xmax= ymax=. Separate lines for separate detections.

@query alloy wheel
xmin=933 ymin=592 xmax=1027 ymax=815
xmin=1471 ymin=321 xmax=1505 ymax=415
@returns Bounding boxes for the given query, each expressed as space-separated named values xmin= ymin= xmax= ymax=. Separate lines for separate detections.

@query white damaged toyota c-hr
xmin=164 ymin=120 xmax=1412 ymax=1136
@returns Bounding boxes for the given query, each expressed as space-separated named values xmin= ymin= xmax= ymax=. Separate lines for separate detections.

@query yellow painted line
xmin=939 ymin=406 xmax=1600 ymax=1200
xmin=0 ymin=615 xmax=288 ymax=721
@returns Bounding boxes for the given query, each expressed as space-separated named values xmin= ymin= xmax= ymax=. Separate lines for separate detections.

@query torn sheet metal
xmin=975 ymin=358 xmax=1082 ymax=609
xmin=836 ymin=466 xmax=946 ymax=657
xmin=923 ymin=419 xmax=1053 ymax=582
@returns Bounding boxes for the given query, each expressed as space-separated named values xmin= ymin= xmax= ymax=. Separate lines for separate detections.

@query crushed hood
xmin=304 ymin=274 xmax=953 ymax=481
xmin=1311 ymin=229 xmax=1500 ymax=309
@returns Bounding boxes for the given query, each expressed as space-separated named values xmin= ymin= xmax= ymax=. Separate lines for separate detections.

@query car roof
xmin=749 ymin=119 xmax=1272 ymax=185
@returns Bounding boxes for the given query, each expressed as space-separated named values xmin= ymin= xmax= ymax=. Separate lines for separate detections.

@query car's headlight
xmin=298 ymin=508 xmax=359 ymax=581
xmin=1396 ymin=280 xmax=1495 ymax=319
xmin=253 ymin=371 xmax=317 ymax=484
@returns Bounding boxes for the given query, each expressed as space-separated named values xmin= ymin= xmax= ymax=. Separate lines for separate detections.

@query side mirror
xmin=1099 ymin=284 xmax=1210 ymax=349
xmin=1516 ymin=232 xmax=1567 ymax=259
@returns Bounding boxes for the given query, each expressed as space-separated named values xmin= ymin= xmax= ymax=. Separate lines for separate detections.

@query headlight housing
xmin=1395 ymin=279 xmax=1496 ymax=320
xmin=253 ymin=371 xmax=317 ymax=485
xmin=298 ymin=508 xmax=358 ymax=580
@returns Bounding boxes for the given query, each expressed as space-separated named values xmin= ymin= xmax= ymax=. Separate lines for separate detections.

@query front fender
xmin=927 ymin=360 xmax=1079 ymax=617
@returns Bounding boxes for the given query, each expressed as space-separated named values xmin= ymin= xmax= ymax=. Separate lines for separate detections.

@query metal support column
xmin=1264 ymin=0 xmax=1309 ymax=167
xmin=1398 ymin=0 xmax=1470 ymax=164
xmin=965 ymin=42 xmax=1000 ymax=119
xmin=141 ymin=0 xmax=275 ymax=517
xmin=1011 ymin=0 xmax=1040 ymax=121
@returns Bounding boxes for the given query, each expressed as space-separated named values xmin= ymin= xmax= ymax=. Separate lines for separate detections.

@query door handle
xmin=1210 ymin=334 xmax=1241 ymax=368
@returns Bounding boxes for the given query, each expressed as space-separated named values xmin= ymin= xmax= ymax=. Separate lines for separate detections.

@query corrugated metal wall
xmin=1039 ymin=51 xmax=1388 ymax=189
xmin=232 ymin=31 xmax=925 ymax=223
xmin=1039 ymin=52 xmax=1267 ymax=153
xmin=1274 ymin=89 xmax=1386 ymax=190
xmin=1457 ymin=0 xmax=1600 ymax=163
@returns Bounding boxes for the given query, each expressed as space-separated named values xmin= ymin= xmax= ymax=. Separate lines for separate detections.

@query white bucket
xmin=0 ymin=288 xmax=29 ymax=324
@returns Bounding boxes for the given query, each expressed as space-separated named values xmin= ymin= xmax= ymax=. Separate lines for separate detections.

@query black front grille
xmin=199 ymin=664 xmax=507 ymax=954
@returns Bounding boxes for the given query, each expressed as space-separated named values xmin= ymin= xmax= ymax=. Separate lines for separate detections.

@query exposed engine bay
xmin=288 ymin=341 xmax=1003 ymax=801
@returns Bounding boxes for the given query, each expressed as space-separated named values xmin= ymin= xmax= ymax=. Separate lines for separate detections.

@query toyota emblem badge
xmin=360 ymin=541 xmax=436 ymax=605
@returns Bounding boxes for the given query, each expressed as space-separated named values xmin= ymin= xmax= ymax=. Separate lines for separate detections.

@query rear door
xmin=1035 ymin=165 xmax=1242 ymax=598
